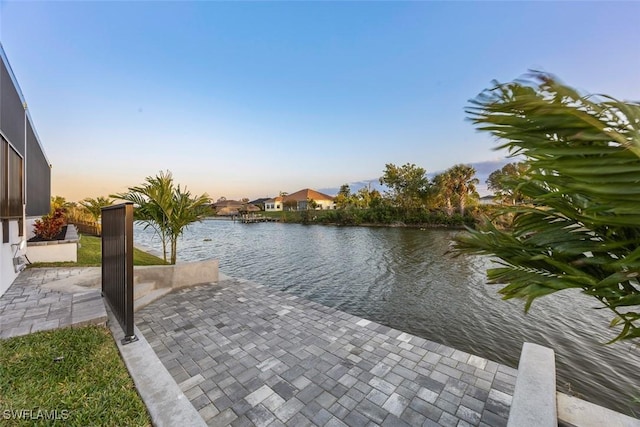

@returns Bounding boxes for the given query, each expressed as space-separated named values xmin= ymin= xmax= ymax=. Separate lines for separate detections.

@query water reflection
xmin=135 ymin=219 xmax=640 ymax=415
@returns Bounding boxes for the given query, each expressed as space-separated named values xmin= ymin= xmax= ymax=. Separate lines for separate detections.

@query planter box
xmin=27 ymin=225 xmax=79 ymax=263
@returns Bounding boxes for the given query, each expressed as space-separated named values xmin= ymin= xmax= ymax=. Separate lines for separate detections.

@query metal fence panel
xmin=101 ymin=202 xmax=137 ymax=343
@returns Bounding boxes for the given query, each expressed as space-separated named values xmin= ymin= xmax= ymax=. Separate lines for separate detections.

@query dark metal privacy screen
xmin=101 ymin=202 xmax=137 ymax=344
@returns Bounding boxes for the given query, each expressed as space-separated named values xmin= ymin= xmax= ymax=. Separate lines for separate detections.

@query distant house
xmin=264 ymin=196 xmax=283 ymax=212
xmin=283 ymin=188 xmax=335 ymax=211
xmin=0 ymin=46 xmax=51 ymax=297
xmin=211 ymin=199 xmax=259 ymax=216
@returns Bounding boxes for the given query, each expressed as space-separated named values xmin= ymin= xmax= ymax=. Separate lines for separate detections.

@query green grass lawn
xmin=0 ymin=326 xmax=151 ymax=426
xmin=28 ymin=234 xmax=167 ymax=268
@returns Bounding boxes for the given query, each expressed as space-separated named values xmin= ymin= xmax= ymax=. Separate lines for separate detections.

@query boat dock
xmin=236 ymin=214 xmax=280 ymax=224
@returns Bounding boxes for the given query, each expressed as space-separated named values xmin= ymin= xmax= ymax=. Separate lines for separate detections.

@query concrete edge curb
xmin=507 ymin=342 xmax=557 ymax=427
xmin=105 ymin=304 xmax=206 ymax=427
xmin=557 ymin=392 xmax=640 ymax=427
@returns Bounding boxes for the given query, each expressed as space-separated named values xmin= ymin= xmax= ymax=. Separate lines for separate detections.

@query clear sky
xmin=1 ymin=1 xmax=639 ymax=202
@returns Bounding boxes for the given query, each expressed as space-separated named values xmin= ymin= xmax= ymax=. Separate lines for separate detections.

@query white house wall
xmin=0 ymin=219 xmax=21 ymax=297
xmin=25 ymin=217 xmax=38 ymax=240
xmin=265 ymin=202 xmax=282 ymax=212
xmin=302 ymin=200 xmax=335 ymax=210
xmin=315 ymin=200 xmax=336 ymax=210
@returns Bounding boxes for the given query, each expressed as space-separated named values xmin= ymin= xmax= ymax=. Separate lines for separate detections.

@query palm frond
xmin=455 ymin=71 xmax=640 ymax=342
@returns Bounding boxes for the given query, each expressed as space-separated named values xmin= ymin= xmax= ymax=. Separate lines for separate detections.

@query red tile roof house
xmin=0 ymin=45 xmax=51 ymax=297
xmin=265 ymin=188 xmax=335 ymax=211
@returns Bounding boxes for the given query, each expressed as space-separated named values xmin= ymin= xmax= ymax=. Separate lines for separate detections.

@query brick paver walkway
xmin=137 ymin=278 xmax=516 ymax=427
xmin=0 ymin=268 xmax=105 ymax=339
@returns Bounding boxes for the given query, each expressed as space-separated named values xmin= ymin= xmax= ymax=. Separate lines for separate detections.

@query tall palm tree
xmin=432 ymin=173 xmax=455 ymax=216
xmin=448 ymin=164 xmax=479 ymax=216
xmin=434 ymin=165 xmax=479 ymax=216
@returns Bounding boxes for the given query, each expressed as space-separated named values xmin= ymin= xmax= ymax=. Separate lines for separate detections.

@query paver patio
xmin=0 ymin=268 xmax=105 ymax=339
xmin=137 ymin=277 xmax=517 ymax=427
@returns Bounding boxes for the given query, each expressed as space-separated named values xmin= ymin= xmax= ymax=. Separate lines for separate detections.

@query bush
xmin=33 ymin=208 xmax=66 ymax=240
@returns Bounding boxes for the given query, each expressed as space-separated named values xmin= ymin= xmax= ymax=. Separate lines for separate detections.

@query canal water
xmin=135 ymin=219 xmax=640 ymax=416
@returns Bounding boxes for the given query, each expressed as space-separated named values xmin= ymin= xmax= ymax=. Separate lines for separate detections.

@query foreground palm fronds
xmin=454 ymin=71 xmax=640 ymax=342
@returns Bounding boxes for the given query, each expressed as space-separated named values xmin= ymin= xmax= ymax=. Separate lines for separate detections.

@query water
xmin=135 ymin=219 xmax=640 ymax=416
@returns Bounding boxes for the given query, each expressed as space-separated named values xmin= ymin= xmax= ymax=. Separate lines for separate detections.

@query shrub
xmin=33 ymin=208 xmax=66 ymax=240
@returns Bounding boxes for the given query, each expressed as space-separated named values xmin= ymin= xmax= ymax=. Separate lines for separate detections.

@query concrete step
xmin=134 ymin=287 xmax=172 ymax=312
xmin=134 ymin=281 xmax=157 ymax=300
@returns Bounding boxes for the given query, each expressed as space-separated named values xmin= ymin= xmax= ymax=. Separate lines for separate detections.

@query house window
xmin=0 ymin=136 xmax=23 ymax=219
xmin=276 ymin=204 xmax=280 ymax=209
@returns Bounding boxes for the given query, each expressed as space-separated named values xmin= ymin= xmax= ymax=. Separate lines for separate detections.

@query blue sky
xmin=1 ymin=1 xmax=639 ymax=201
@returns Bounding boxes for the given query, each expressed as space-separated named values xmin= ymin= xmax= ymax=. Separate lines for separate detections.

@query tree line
xmin=306 ymin=162 xmax=484 ymax=227
xmin=50 ymin=160 xmax=528 ymax=261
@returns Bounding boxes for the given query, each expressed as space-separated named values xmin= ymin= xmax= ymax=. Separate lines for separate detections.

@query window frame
xmin=0 ymin=136 xmax=24 ymax=220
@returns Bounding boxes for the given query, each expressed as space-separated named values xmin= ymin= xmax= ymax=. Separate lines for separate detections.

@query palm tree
xmin=448 ymin=164 xmax=479 ymax=216
xmin=166 ymin=185 xmax=210 ymax=264
xmin=79 ymin=196 xmax=113 ymax=222
xmin=113 ymin=171 xmax=210 ymax=264
xmin=453 ymin=71 xmax=640 ymax=342
xmin=432 ymin=173 xmax=455 ymax=216
xmin=433 ymin=165 xmax=479 ymax=216
xmin=50 ymin=196 xmax=74 ymax=214
xmin=486 ymin=162 xmax=529 ymax=205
